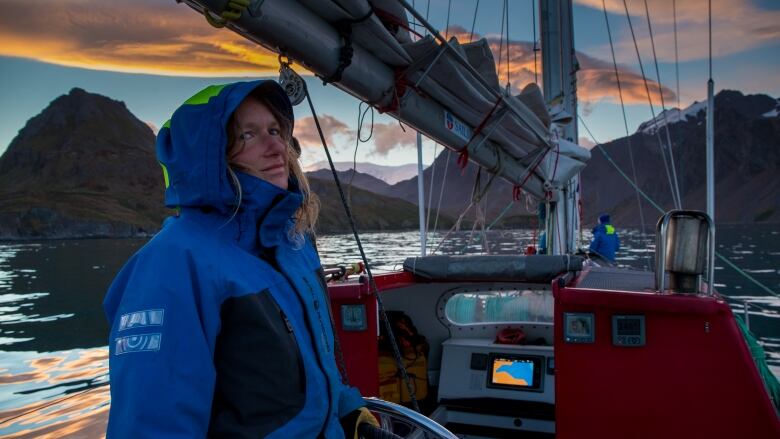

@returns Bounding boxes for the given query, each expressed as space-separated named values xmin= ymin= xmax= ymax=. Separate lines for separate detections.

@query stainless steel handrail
xmin=362 ymin=397 xmax=458 ymax=439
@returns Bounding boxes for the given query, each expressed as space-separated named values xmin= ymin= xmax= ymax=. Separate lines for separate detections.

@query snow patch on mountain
xmin=303 ymin=161 xmax=419 ymax=184
xmin=762 ymin=99 xmax=780 ymax=118
xmin=637 ymin=101 xmax=707 ymax=134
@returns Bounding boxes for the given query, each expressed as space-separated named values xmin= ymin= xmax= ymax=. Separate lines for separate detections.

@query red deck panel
xmin=554 ymin=282 xmax=780 ymax=438
xmin=328 ymin=272 xmax=415 ymax=397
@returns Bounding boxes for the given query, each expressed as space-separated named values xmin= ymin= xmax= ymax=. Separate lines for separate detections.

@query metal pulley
xmin=278 ymin=59 xmax=305 ymax=106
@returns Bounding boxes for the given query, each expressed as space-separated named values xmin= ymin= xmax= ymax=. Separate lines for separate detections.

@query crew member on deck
xmin=103 ymin=81 xmax=377 ymax=438
xmin=589 ymin=213 xmax=620 ymax=263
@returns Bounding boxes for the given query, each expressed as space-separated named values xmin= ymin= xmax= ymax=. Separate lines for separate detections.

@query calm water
xmin=0 ymin=225 xmax=778 ymax=436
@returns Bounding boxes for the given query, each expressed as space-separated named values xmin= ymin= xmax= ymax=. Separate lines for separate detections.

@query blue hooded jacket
xmin=103 ymin=80 xmax=363 ymax=438
xmin=589 ymin=215 xmax=620 ymax=263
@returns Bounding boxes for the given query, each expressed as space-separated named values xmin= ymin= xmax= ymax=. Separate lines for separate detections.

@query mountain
xmin=582 ymin=90 xmax=780 ymax=226
xmin=0 ymin=89 xmax=435 ymax=239
xmin=360 ymin=90 xmax=779 ymax=230
xmin=0 ymin=88 xmax=170 ymax=239
xmin=304 ymin=161 xmax=418 ymax=185
xmin=384 ymin=150 xmax=539 ymax=228
xmin=308 ymin=177 xmax=452 ymax=233
xmin=306 ymin=168 xmax=394 ymax=197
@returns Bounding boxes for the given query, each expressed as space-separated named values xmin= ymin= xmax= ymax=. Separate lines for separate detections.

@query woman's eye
xmin=239 ymin=131 xmax=255 ymax=141
xmin=269 ymin=128 xmax=280 ymax=136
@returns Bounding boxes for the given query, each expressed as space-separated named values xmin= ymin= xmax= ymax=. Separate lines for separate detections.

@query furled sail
xmin=181 ymin=0 xmax=590 ymax=199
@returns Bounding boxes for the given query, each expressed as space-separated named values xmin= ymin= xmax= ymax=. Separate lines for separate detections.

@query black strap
xmin=321 ymin=22 xmax=355 ymax=85
xmin=320 ymin=9 xmax=373 ymax=85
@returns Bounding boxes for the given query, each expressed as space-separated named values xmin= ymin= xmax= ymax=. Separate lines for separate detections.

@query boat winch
xmin=655 ymin=210 xmax=715 ymax=294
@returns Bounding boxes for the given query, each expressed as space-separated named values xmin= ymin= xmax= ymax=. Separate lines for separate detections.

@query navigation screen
xmin=490 ymin=357 xmax=535 ymax=388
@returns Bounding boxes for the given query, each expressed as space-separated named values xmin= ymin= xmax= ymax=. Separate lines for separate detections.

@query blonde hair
xmin=226 ymin=92 xmax=320 ymax=237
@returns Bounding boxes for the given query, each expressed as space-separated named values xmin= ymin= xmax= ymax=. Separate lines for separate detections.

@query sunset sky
xmin=1 ymin=0 xmax=778 ymax=166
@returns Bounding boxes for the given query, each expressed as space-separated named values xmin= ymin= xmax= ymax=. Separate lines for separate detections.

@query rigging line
xmin=642 ymin=0 xmax=682 ymax=209
xmin=579 ymin=115 xmax=664 ymax=213
xmin=673 ymin=0 xmax=680 ymax=111
xmin=460 ymin=170 xmax=495 ymax=254
xmin=708 ymin=0 xmax=712 ymax=79
xmin=730 ymin=297 xmax=778 ymax=315
xmin=445 ymin=0 xmax=452 ymax=39
xmin=411 ymin=0 xmax=417 ymax=37
xmin=431 ymin=201 xmax=475 ymax=256
xmin=469 ymin=0 xmax=480 ymax=43
xmin=430 ymin=149 xmax=452 ymax=250
xmin=425 ymin=142 xmax=439 ymax=243
xmin=497 ymin=1 xmax=506 ymax=82
xmin=602 ymin=0 xmax=650 ymax=269
xmin=621 ymin=0 xmax=680 ymax=210
xmin=348 ymin=102 xmax=374 ymax=207
xmin=531 ymin=0 xmax=538 ymax=83
xmin=672 ymin=0 xmax=682 ymax=196
xmin=579 ymin=115 xmax=780 ymax=298
xmin=505 ymin=0 xmax=510 ymax=89
xmin=431 ymin=168 xmax=498 ymax=255
xmin=486 ymin=199 xmax=513 ymax=230
xmin=303 ymin=83 xmax=422 ymax=413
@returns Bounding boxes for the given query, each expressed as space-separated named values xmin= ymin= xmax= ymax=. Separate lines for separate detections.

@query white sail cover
xmin=182 ymin=0 xmax=590 ymax=198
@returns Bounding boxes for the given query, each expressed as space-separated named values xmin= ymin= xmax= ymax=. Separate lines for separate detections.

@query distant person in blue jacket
xmin=589 ymin=213 xmax=620 ymax=263
xmin=104 ymin=81 xmax=377 ymax=438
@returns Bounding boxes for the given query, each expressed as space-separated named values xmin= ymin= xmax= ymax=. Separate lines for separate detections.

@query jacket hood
xmin=156 ymin=80 xmax=293 ymax=213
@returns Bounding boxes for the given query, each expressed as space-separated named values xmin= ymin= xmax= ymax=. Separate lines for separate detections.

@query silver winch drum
xmin=655 ymin=210 xmax=715 ymax=294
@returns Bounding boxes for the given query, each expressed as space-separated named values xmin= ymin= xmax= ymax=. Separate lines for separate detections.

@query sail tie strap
xmin=319 ymin=10 xmax=374 ymax=85
xmin=455 ymin=98 xmax=503 ymax=172
xmin=513 ymin=185 xmax=521 ymax=201
xmin=321 ymin=22 xmax=355 ymax=85
xmin=203 ymin=0 xmax=249 ymax=28
xmin=456 ymin=149 xmax=469 ymax=172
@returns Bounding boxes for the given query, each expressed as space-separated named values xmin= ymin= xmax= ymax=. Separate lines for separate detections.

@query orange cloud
xmin=295 ymin=115 xmax=355 ymax=149
xmin=447 ymin=25 xmax=675 ymax=106
xmin=369 ymin=122 xmax=418 ymax=156
xmin=294 ymin=113 xmax=418 ymax=157
xmin=0 ymin=0 xmax=283 ymax=77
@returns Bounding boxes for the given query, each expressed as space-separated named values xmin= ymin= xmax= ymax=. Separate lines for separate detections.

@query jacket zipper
xmin=280 ymin=309 xmax=306 ymax=393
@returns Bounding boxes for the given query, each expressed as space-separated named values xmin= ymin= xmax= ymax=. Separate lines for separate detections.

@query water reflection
xmin=0 ymin=348 xmax=109 ymax=437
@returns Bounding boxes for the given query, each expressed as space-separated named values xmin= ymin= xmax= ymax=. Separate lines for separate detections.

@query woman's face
xmin=228 ymin=98 xmax=289 ymax=190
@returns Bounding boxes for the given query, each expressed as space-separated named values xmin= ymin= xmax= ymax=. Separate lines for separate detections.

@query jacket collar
xmin=233 ymin=171 xmax=303 ymax=252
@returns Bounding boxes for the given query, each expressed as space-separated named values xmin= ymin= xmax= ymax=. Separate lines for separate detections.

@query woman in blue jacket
xmin=104 ymin=80 xmax=375 ymax=438
xmin=589 ymin=213 xmax=620 ymax=263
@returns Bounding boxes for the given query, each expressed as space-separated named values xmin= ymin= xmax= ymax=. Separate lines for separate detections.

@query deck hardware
xmin=564 ymin=312 xmax=594 ymax=343
xmin=655 ymin=210 xmax=715 ymax=294
xmin=612 ymin=315 xmax=645 ymax=347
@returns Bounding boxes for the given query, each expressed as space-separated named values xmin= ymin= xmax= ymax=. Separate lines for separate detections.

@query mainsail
xmin=182 ymin=0 xmax=590 ymax=199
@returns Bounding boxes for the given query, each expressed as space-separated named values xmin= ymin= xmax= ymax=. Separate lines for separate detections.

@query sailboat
xmin=172 ymin=0 xmax=780 ymax=438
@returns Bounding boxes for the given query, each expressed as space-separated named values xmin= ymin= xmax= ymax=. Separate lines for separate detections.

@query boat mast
xmin=706 ymin=0 xmax=715 ymax=286
xmin=540 ymin=0 xmax=579 ymax=255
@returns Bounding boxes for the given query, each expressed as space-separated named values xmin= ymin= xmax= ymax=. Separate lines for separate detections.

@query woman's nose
xmin=263 ymin=135 xmax=287 ymax=155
